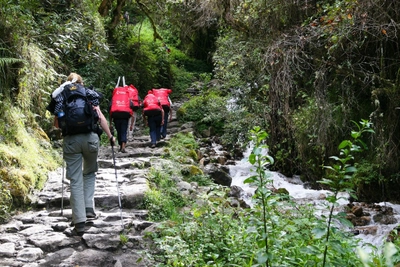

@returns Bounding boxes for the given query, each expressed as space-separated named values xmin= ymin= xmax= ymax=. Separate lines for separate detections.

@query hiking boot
xmin=86 ymin=207 xmax=97 ymax=220
xmin=73 ymin=222 xmax=85 ymax=236
xmin=120 ymin=142 xmax=126 ymax=153
xmin=161 ymin=135 xmax=165 ymax=139
xmin=70 ymin=220 xmax=95 ymax=227
xmin=150 ymin=144 xmax=156 ymax=148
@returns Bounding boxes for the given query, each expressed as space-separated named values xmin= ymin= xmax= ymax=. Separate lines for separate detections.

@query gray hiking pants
xmin=63 ymin=132 xmax=99 ymax=224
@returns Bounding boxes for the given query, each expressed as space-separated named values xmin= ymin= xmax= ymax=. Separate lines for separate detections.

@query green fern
xmin=0 ymin=57 xmax=24 ymax=68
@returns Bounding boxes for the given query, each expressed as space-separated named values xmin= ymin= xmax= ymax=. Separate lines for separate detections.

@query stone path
xmin=0 ymin=109 xmax=184 ymax=267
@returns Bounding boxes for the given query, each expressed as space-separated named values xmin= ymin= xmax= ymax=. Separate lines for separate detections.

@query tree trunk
xmin=98 ymin=0 xmax=113 ymax=17
xmin=110 ymin=0 xmax=127 ymax=29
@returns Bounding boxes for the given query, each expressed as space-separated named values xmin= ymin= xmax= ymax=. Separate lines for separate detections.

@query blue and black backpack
xmin=58 ymin=83 xmax=99 ymax=136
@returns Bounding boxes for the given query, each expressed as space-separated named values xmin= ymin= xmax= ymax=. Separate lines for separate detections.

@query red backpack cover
xmin=127 ymin=84 xmax=141 ymax=110
xmin=152 ymin=88 xmax=172 ymax=107
xmin=110 ymin=85 xmax=142 ymax=119
xmin=110 ymin=86 xmax=133 ymax=119
xmin=143 ymin=92 xmax=162 ymax=116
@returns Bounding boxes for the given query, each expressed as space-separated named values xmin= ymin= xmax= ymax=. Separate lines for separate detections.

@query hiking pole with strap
xmin=132 ymin=112 xmax=137 ymax=131
xmin=61 ymin=159 xmax=64 ymax=216
xmin=115 ymin=76 xmax=121 ymax=88
xmin=110 ymin=140 xmax=124 ymax=231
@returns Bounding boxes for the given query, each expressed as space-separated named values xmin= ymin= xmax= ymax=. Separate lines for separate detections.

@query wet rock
xmin=228 ymin=197 xmax=241 ymax=208
xmin=351 ymin=206 xmax=364 ymax=217
xmin=217 ymin=155 xmax=227 ymax=165
xmin=229 ymin=185 xmax=244 ymax=199
xmin=356 ymin=225 xmax=378 ymax=235
xmin=348 ymin=215 xmax=371 ymax=227
xmin=203 ymin=163 xmax=232 ymax=186
xmin=373 ymin=213 xmax=398 ymax=225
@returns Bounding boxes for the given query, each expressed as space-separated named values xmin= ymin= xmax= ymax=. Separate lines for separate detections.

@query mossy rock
xmin=181 ymin=165 xmax=204 ymax=177
xmin=188 ymin=149 xmax=198 ymax=161
xmin=131 ymin=161 xmax=151 ymax=169
xmin=176 ymin=107 xmax=186 ymax=119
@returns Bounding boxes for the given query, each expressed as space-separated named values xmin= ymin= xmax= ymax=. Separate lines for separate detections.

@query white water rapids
xmin=218 ymin=144 xmax=400 ymax=252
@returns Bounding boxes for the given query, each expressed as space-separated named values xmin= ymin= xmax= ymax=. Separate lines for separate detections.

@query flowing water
xmin=221 ymin=144 xmax=400 ymax=252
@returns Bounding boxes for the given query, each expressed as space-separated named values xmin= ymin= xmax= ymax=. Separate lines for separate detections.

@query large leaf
xmin=312 ymin=227 xmax=326 ymax=239
xmin=345 ymin=166 xmax=357 ymax=173
xmin=338 ymin=140 xmax=352 ymax=149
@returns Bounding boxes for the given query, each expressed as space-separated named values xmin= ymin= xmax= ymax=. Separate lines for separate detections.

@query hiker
xmin=142 ymin=90 xmax=164 ymax=148
xmin=109 ymin=115 xmax=134 ymax=153
xmin=109 ymin=83 xmax=141 ymax=153
xmin=126 ymin=84 xmax=142 ymax=138
xmin=163 ymin=42 xmax=171 ymax=54
xmin=151 ymin=88 xmax=173 ymax=139
xmin=51 ymin=72 xmax=115 ymax=236
xmin=123 ymin=11 xmax=129 ymax=25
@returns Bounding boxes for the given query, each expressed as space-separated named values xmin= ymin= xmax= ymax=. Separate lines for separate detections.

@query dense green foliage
xmin=209 ymin=0 xmax=400 ymax=201
xmin=143 ymin=166 xmax=187 ymax=222
xmin=178 ymin=91 xmax=228 ymax=135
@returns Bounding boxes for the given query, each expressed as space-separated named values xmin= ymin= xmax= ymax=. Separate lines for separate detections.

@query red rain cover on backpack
xmin=143 ymin=92 xmax=162 ymax=116
xmin=110 ymin=86 xmax=133 ymax=119
xmin=127 ymin=84 xmax=141 ymax=110
xmin=152 ymin=88 xmax=172 ymax=107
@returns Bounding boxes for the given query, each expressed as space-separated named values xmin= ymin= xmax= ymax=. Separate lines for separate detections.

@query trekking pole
xmin=110 ymin=142 xmax=124 ymax=230
xmin=115 ymin=76 xmax=121 ymax=88
xmin=61 ymin=159 xmax=64 ymax=216
xmin=132 ymin=112 xmax=137 ymax=131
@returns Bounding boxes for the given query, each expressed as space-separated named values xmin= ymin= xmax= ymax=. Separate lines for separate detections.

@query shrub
xmin=177 ymin=91 xmax=228 ymax=136
xmin=144 ymin=167 xmax=187 ymax=222
xmin=0 ymin=179 xmax=12 ymax=223
xmin=150 ymin=187 xmax=258 ymax=266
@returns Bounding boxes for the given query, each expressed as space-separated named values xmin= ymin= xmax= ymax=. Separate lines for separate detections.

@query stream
xmin=225 ymin=144 xmax=400 ymax=253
